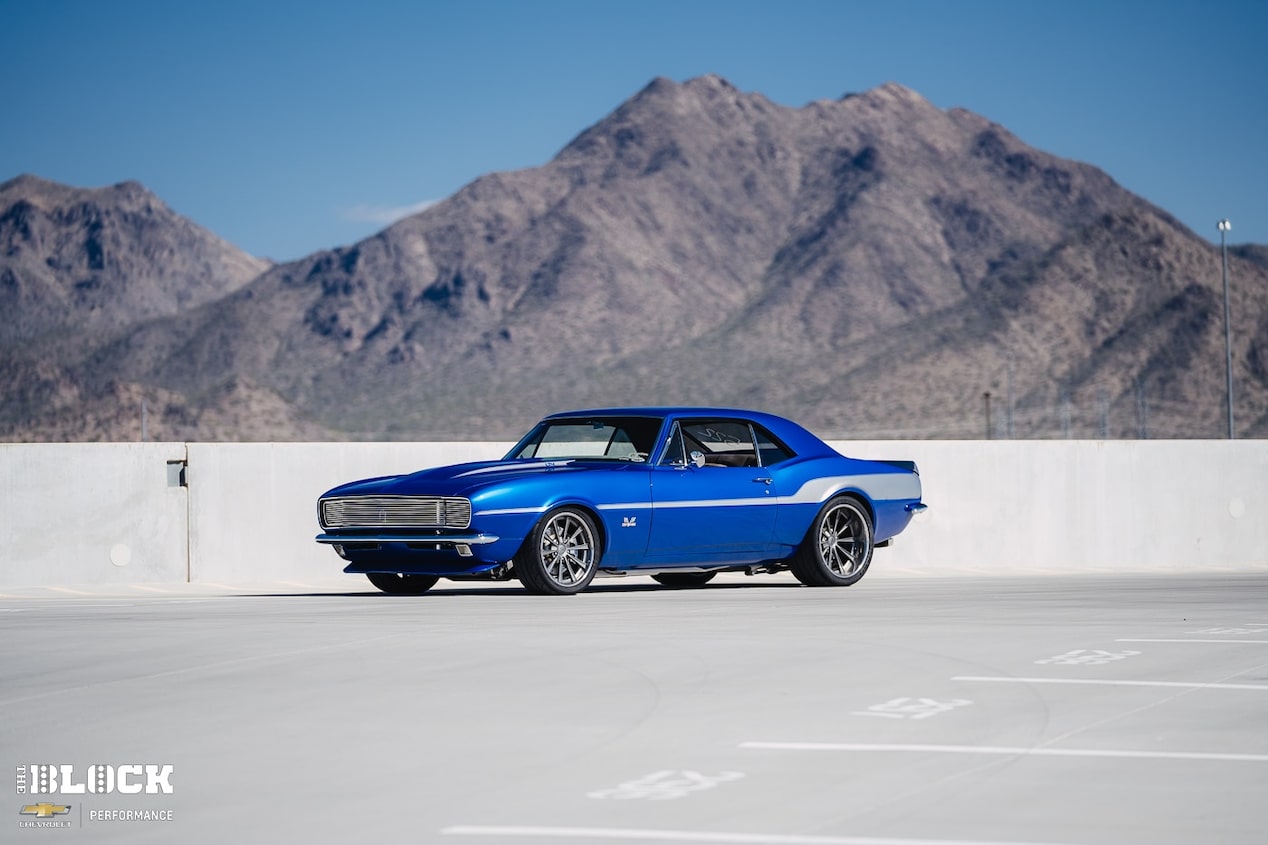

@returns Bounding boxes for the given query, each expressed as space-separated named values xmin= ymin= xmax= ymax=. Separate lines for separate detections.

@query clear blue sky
xmin=3 ymin=0 xmax=1265 ymax=261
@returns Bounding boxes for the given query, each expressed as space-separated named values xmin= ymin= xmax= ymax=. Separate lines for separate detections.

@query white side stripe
xmin=473 ymin=473 xmax=920 ymax=518
xmin=786 ymin=474 xmax=920 ymax=504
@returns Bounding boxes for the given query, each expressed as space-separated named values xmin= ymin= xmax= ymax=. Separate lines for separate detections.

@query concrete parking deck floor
xmin=3 ymin=572 xmax=1266 ymax=844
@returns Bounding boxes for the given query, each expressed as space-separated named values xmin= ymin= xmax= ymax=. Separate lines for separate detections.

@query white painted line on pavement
xmin=951 ymin=675 xmax=1268 ymax=691
xmin=738 ymin=742 xmax=1268 ymax=763
xmin=1117 ymin=638 xmax=1268 ymax=644
xmin=441 ymin=825 xmax=1071 ymax=845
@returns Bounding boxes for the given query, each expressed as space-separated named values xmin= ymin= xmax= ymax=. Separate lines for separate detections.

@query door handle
xmin=753 ymin=477 xmax=772 ymax=485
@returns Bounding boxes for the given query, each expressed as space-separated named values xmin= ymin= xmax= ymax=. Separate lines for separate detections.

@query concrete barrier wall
xmin=2 ymin=440 xmax=1265 ymax=587
xmin=0 ymin=442 xmax=190 ymax=586
xmin=835 ymin=440 xmax=1268 ymax=575
xmin=185 ymin=442 xmax=510 ymax=584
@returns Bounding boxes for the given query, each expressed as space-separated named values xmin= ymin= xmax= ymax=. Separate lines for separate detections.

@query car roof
xmin=540 ymin=407 xmax=835 ymax=457
xmin=543 ymin=406 xmax=780 ymax=422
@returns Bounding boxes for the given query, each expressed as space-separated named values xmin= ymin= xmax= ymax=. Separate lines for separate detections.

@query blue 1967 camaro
xmin=315 ymin=407 xmax=926 ymax=595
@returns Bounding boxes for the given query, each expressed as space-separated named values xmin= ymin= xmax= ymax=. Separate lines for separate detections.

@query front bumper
xmin=315 ymin=530 xmax=523 ymax=576
xmin=315 ymin=532 xmax=501 ymax=555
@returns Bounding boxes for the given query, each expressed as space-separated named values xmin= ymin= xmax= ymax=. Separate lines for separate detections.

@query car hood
xmin=321 ymin=458 xmax=615 ymax=499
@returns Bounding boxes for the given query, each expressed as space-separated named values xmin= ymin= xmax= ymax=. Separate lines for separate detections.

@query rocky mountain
xmin=3 ymin=75 xmax=1266 ymax=441
xmin=0 ymin=175 xmax=304 ymax=439
xmin=0 ymin=175 xmax=268 ymax=343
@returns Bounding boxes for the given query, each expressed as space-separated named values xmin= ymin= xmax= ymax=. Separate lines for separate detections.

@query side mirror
xmin=689 ymin=450 xmax=706 ymax=468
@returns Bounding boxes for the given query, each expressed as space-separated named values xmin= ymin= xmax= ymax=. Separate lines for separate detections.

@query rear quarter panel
xmin=771 ymin=454 xmax=922 ymax=549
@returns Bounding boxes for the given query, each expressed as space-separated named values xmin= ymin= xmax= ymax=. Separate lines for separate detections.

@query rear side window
xmin=754 ymin=425 xmax=794 ymax=466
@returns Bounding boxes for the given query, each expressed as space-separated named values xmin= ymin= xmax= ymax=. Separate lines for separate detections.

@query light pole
xmin=1218 ymin=219 xmax=1233 ymax=439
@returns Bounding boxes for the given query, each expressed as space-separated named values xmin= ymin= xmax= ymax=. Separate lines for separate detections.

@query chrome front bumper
xmin=315 ymin=532 xmax=501 ymax=558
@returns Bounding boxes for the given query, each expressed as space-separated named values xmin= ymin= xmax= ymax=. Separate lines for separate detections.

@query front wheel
xmin=515 ymin=507 xmax=600 ymax=595
xmin=366 ymin=572 xmax=440 ymax=595
xmin=790 ymin=496 xmax=873 ymax=587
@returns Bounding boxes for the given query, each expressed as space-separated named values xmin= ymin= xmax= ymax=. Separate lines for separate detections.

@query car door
xmin=643 ymin=419 xmax=778 ymax=563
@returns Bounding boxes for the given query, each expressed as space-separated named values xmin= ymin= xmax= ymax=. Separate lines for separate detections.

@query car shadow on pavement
xmin=234 ymin=579 xmax=808 ymax=599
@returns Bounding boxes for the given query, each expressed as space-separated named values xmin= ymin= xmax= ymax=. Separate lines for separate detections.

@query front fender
xmin=469 ymin=469 xmax=653 ymax=566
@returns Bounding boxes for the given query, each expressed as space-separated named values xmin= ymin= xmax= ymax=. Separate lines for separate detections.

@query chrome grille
xmin=320 ymin=496 xmax=472 ymax=530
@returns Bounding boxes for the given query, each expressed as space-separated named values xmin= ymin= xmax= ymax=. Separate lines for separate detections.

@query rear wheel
xmin=790 ymin=496 xmax=873 ymax=587
xmin=515 ymin=507 xmax=600 ymax=595
xmin=366 ymin=572 xmax=440 ymax=595
xmin=651 ymin=572 xmax=718 ymax=588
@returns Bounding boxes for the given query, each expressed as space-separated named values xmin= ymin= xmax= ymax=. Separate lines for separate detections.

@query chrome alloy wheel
xmin=790 ymin=494 xmax=875 ymax=588
xmin=537 ymin=510 xmax=596 ymax=588
xmin=818 ymin=501 xmax=870 ymax=578
xmin=516 ymin=507 xmax=601 ymax=595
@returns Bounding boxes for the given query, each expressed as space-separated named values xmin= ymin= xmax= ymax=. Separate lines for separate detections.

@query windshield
xmin=506 ymin=416 xmax=665 ymax=462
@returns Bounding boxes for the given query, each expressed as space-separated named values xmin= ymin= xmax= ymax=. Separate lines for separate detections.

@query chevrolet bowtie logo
xmin=21 ymin=803 xmax=71 ymax=818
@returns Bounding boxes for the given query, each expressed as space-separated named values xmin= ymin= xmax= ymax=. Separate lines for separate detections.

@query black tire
xmin=790 ymin=495 xmax=873 ymax=587
xmin=514 ymin=507 xmax=600 ymax=595
xmin=366 ymin=572 xmax=440 ymax=595
xmin=652 ymin=572 xmax=718 ymax=588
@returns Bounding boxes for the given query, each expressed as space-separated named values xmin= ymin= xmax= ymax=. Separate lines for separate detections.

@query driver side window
xmin=678 ymin=420 xmax=760 ymax=468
